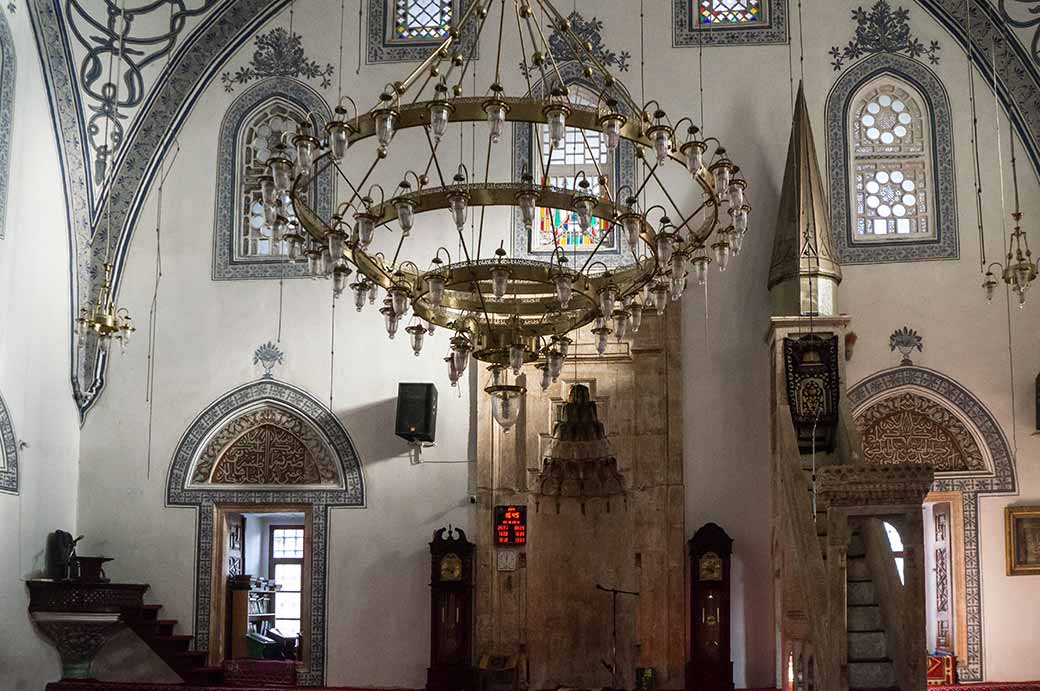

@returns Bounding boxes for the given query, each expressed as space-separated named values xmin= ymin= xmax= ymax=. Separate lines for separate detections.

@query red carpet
xmin=44 ymin=683 xmax=1040 ymax=691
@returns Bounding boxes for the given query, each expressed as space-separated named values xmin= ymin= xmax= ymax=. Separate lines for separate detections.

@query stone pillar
xmin=826 ymin=510 xmax=849 ymax=691
xmin=31 ymin=612 xmax=124 ymax=679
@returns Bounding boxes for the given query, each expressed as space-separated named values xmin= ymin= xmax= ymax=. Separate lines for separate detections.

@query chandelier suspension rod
xmin=646 ymin=162 xmax=688 ymax=225
xmin=422 ymin=126 xmax=449 ymax=186
xmin=450 ymin=1 xmax=496 ymax=103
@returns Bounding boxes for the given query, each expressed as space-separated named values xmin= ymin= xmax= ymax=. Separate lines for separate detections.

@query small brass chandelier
xmin=982 ymin=130 xmax=1036 ymax=306
xmin=76 ymin=263 xmax=136 ymax=351
xmin=264 ymin=0 xmax=752 ymax=428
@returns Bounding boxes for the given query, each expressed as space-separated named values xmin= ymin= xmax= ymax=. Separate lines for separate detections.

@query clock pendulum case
xmin=687 ymin=522 xmax=734 ymax=691
xmin=427 ymin=527 xmax=476 ymax=691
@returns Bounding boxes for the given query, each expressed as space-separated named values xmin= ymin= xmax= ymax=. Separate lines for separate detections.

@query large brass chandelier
xmin=266 ymin=0 xmax=751 ymax=429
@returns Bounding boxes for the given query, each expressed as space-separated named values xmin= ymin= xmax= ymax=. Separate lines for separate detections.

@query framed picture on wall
xmin=1005 ymin=505 xmax=1040 ymax=576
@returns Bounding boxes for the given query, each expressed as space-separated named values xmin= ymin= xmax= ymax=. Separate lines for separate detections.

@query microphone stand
xmin=596 ymin=583 xmax=639 ymax=691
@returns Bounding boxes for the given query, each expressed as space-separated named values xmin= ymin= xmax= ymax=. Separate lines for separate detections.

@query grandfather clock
xmin=427 ymin=526 xmax=476 ymax=691
xmin=687 ymin=523 xmax=734 ymax=691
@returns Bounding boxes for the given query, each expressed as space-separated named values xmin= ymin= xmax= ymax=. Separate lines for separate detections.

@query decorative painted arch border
xmin=848 ymin=365 xmax=1017 ymax=682
xmin=510 ymin=61 xmax=636 ymax=266
xmin=825 ymin=53 xmax=958 ymax=265
xmin=167 ymin=379 xmax=366 ymax=686
xmin=0 ymin=8 xmax=14 ymax=239
xmin=0 ymin=388 xmax=18 ymax=495
xmin=212 ymin=77 xmax=334 ymax=280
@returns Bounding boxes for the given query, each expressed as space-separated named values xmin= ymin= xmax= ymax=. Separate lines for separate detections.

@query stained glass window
xmin=700 ymin=0 xmax=761 ymax=24
xmin=849 ymin=79 xmax=934 ymax=242
xmin=239 ymin=102 xmax=306 ymax=260
xmin=394 ymin=0 xmax=453 ymax=40
xmin=530 ymin=86 xmax=615 ymax=254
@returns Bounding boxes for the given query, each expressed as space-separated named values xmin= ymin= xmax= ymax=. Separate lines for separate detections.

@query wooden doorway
xmin=209 ymin=503 xmax=314 ymax=672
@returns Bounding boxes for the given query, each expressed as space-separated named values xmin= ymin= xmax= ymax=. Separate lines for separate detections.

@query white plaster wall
xmin=71 ymin=0 xmax=1040 ymax=688
xmin=0 ymin=7 xmax=81 ymax=688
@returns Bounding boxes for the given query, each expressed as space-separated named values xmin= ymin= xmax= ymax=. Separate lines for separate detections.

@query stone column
xmin=31 ymin=612 xmax=124 ymax=679
xmin=901 ymin=508 xmax=927 ymax=690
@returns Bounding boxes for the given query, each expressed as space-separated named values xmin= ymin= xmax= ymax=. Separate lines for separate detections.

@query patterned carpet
xmin=44 ymin=684 xmax=1040 ymax=691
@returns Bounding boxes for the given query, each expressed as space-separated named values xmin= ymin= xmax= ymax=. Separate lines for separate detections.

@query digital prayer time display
xmin=494 ymin=505 xmax=527 ymax=545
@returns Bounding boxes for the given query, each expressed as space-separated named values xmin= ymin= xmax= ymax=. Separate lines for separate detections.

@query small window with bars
xmin=392 ymin=0 xmax=454 ymax=41
xmin=698 ymin=0 xmax=762 ymax=24
xmin=269 ymin=526 xmax=305 ymax=636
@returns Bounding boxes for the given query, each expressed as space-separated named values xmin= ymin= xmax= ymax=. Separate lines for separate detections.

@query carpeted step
xmin=154 ymin=619 xmax=177 ymax=636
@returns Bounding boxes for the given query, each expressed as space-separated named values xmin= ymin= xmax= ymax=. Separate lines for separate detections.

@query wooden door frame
xmin=209 ymin=503 xmax=314 ymax=671
xmin=924 ymin=491 xmax=967 ymax=663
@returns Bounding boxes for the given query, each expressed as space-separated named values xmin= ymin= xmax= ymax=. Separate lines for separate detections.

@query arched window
xmin=213 ymin=78 xmax=333 ymax=281
xmin=825 ymin=55 xmax=957 ymax=264
xmin=884 ymin=521 xmax=906 ymax=584
xmin=0 ymin=9 xmax=15 ymax=240
xmin=849 ymin=78 xmax=932 ymax=242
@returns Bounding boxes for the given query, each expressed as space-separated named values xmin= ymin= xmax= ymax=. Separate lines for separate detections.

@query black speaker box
xmin=395 ymin=383 xmax=438 ymax=443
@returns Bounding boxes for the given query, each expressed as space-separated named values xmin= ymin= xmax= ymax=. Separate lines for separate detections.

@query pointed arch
xmin=826 ymin=53 xmax=958 ymax=264
xmin=0 ymin=388 xmax=18 ymax=495
xmin=213 ymin=77 xmax=334 ymax=280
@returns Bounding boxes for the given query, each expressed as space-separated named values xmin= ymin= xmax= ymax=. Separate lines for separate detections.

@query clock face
xmin=699 ymin=552 xmax=723 ymax=582
xmin=440 ymin=553 xmax=463 ymax=582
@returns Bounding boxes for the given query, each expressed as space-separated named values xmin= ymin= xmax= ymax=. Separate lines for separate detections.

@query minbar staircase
xmin=121 ymin=601 xmax=223 ymax=685
xmin=845 ymin=532 xmax=898 ymax=691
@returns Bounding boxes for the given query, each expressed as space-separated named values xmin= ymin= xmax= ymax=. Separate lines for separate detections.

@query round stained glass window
xmin=902 ymin=179 xmax=915 ymax=192
xmin=866 ymin=180 xmax=880 ymax=194
xmin=902 ymin=194 xmax=916 ymax=206
xmin=891 ymin=100 xmax=905 ymax=113
xmin=879 ymin=94 xmax=892 ymax=107
xmin=875 ymin=171 xmax=890 ymax=184
xmin=867 ymin=101 xmax=881 ymax=115
xmin=881 ymin=132 xmax=895 ymax=144
xmin=867 ymin=127 xmax=881 ymax=140
xmin=893 ymin=204 xmax=906 ymax=217
xmin=878 ymin=204 xmax=892 ymax=218
xmin=862 ymin=114 xmax=875 ymax=126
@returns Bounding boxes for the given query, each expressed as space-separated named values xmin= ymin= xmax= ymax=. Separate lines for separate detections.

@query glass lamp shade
xmin=681 ymin=141 xmax=705 ymax=177
xmin=293 ymin=134 xmax=320 ymax=176
xmin=554 ymin=335 xmax=572 ymax=357
xmin=269 ymin=155 xmax=294 ymax=192
xmin=648 ymin=125 xmax=672 ymax=165
xmin=656 ymin=233 xmax=674 ymax=267
xmin=547 ymin=349 xmax=565 ymax=381
xmin=445 ymin=354 xmax=461 ymax=387
xmin=554 ymin=274 xmax=573 ymax=308
xmin=491 ymin=267 xmax=511 ymax=299
xmin=600 ymin=114 xmax=624 ymax=152
xmin=517 ymin=191 xmax=538 ymax=228
xmin=448 ymin=192 xmax=469 ymax=230
xmin=327 ymin=230 xmax=346 ymax=259
xmin=285 ymin=233 xmax=304 ymax=262
xmin=306 ymin=250 xmax=322 ymax=277
xmin=350 ymin=281 xmax=368 ymax=312
xmin=326 ymin=121 xmax=352 ymax=160
xmin=260 ymin=176 xmax=277 ymax=205
xmin=332 ymin=265 xmax=352 ymax=296
xmin=322 ymin=247 xmax=336 ymax=277
xmin=620 ymin=213 xmax=642 ymax=253
xmin=273 ymin=216 xmax=289 ymax=242
xmin=670 ymin=274 xmax=686 ymax=300
xmin=380 ymin=303 xmax=399 ymax=339
xmin=1017 ymin=286 xmax=1027 ymax=307
xmin=484 ymin=100 xmax=508 ymax=143
xmin=592 ymin=326 xmax=611 ymax=355
xmin=509 ymin=343 xmax=525 ymax=375
xmin=394 ymin=198 xmax=416 ymax=234
xmin=598 ymin=285 xmax=618 ymax=317
xmin=368 ymin=282 xmax=379 ymax=304
xmin=389 ymin=286 xmax=411 ymax=316
xmin=730 ymin=229 xmax=745 ymax=256
xmin=1014 ymin=260 xmax=1032 ymax=291
xmin=427 ymin=321 xmax=436 ymax=335
xmin=374 ymin=108 xmax=398 ymax=148
xmin=406 ymin=324 xmax=426 ymax=356
xmin=450 ymin=336 xmax=472 ymax=374
xmin=573 ymin=195 xmax=596 ymax=231
xmin=734 ymin=205 xmax=750 ymax=233
xmin=712 ymin=239 xmax=731 ymax=271
xmin=544 ymin=106 xmax=568 ymax=148
xmin=713 ymin=162 xmax=732 ymax=199
xmin=629 ymin=302 xmax=643 ymax=333
xmin=651 ymin=284 xmax=669 ymax=315
xmin=728 ymin=179 xmax=746 ymax=208
xmin=537 ymin=363 xmax=552 ymax=392
xmin=487 ymin=385 xmax=525 ymax=431
xmin=691 ymin=255 xmax=710 ymax=286
xmin=429 ymin=102 xmax=452 ymax=142
xmin=612 ymin=308 xmax=630 ymax=340
xmin=427 ymin=275 xmax=446 ymax=307
xmin=355 ymin=212 xmax=377 ymax=247
xmin=670 ymin=252 xmax=686 ymax=281
xmin=983 ymin=272 xmax=997 ymax=303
